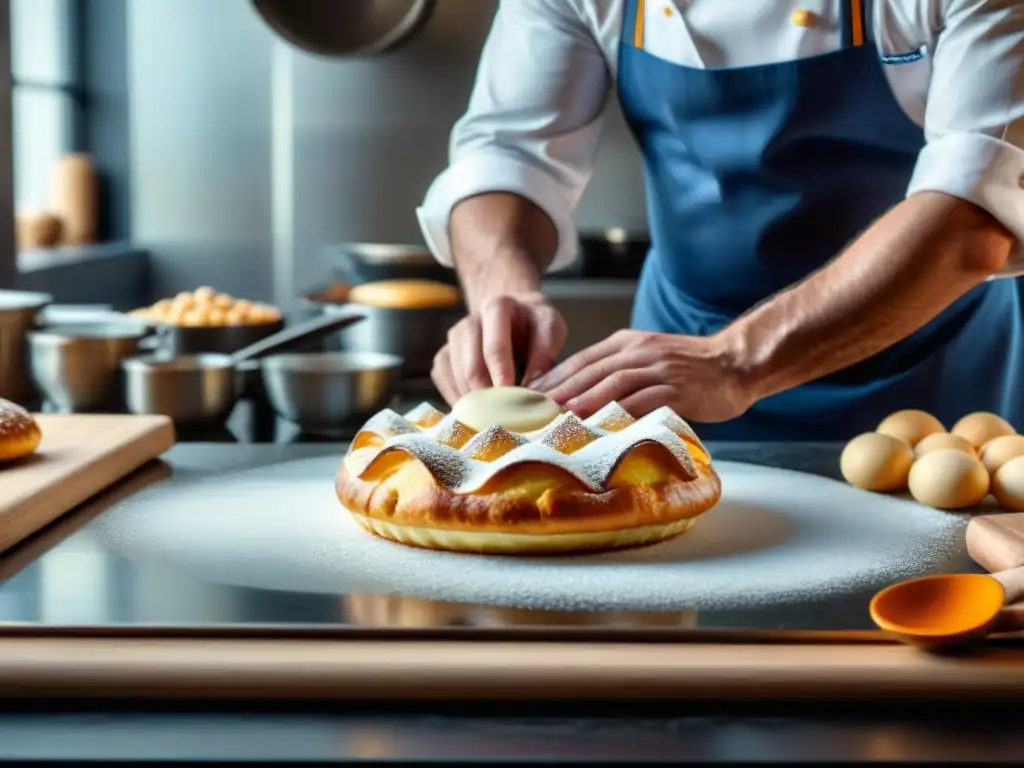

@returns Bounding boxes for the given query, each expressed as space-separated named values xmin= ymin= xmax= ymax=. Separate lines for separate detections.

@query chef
xmin=417 ymin=0 xmax=1024 ymax=441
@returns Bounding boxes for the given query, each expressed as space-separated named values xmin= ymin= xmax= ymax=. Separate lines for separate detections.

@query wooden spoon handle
xmin=992 ymin=602 xmax=1024 ymax=635
xmin=991 ymin=565 xmax=1024 ymax=605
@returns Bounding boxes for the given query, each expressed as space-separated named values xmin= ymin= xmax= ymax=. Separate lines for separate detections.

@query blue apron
xmin=618 ymin=0 xmax=1024 ymax=441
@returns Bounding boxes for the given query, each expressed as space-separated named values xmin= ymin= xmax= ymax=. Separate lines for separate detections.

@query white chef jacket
xmin=417 ymin=0 xmax=1024 ymax=273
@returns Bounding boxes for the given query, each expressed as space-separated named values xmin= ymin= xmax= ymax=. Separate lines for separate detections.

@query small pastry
xmin=0 ymin=399 xmax=42 ymax=463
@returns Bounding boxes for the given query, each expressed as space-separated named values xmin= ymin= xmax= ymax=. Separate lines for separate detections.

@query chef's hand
xmin=431 ymin=292 xmax=567 ymax=404
xmin=529 ymin=330 xmax=753 ymax=422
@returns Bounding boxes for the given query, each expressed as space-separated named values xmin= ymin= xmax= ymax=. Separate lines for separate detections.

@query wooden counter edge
xmin=2 ymin=637 xmax=1024 ymax=700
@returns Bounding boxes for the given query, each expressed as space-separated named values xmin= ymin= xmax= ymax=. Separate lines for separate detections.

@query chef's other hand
xmin=529 ymin=330 xmax=753 ymax=422
xmin=432 ymin=292 xmax=567 ymax=405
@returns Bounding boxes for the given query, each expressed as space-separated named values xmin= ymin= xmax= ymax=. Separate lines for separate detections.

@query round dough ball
xmin=992 ymin=455 xmax=1024 ymax=511
xmin=451 ymin=386 xmax=563 ymax=433
xmin=212 ymin=293 xmax=234 ymax=309
xmin=180 ymin=309 xmax=207 ymax=327
xmin=979 ymin=434 xmax=1024 ymax=475
xmin=876 ymin=410 xmax=945 ymax=447
xmin=172 ymin=291 xmax=195 ymax=309
xmin=914 ymin=432 xmax=976 ymax=459
xmin=839 ymin=432 xmax=915 ymax=492
xmin=908 ymin=449 xmax=990 ymax=510
xmin=951 ymin=412 xmax=1015 ymax=450
xmin=165 ymin=306 xmax=187 ymax=325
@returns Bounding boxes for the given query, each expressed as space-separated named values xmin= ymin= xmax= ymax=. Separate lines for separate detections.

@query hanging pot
xmin=251 ymin=0 xmax=436 ymax=57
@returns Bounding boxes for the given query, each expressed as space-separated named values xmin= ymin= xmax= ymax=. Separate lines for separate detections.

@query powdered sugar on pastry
xmin=345 ymin=402 xmax=705 ymax=494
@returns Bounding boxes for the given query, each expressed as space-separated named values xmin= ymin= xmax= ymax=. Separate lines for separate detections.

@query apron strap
xmin=622 ymin=0 xmax=645 ymax=48
xmin=840 ymin=0 xmax=874 ymax=48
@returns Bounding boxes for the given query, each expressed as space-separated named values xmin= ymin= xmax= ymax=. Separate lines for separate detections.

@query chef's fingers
xmin=522 ymin=304 xmax=567 ymax=385
xmin=446 ymin=334 xmax=471 ymax=398
xmin=542 ymin=343 xmax=654 ymax=405
xmin=479 ymin=296 xmax=518 ymax=387
xmin=562 ymin=367 xmax=664 ymax=419
xmin=614 ymin=384 xmax=679 ymax=420
xmin=431 ymin=346 xmax=460 ymax=405
xmin=530 ymin=330 xmax=630 ymax=392
xmin=461 ymin=317 xmax=492 ymax=390
xmin=448 ymin=318 xmax=486 ymax=395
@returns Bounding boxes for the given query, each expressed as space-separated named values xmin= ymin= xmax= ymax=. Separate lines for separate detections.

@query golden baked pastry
xmin=0 ymin=398 xmax=42 ymax=463
xmin=348 ymin=279 xmax=462 ymax=310
xmin=129 ymin=286 xmax=282 ymax=327
xmin=335 ymin=401 xmax=720 ymax=555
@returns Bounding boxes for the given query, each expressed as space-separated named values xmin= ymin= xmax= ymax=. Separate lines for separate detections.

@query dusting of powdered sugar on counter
xmin=95 ymin=455 xmax=968 ymax=612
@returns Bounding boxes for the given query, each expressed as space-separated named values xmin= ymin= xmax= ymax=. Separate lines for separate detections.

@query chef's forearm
xmin=718 ymin=192 xmax=1016 ymax=401
xmin=449 ymin=192 xmax=558 ymax=311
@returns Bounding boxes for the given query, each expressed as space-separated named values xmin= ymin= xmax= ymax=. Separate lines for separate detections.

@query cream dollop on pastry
xmin=450 ymin=386 xmax=563 ymax=433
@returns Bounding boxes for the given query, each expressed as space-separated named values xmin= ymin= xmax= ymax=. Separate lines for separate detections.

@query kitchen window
xmin=2 ymin=0 xmax=133 ymax=291
xmin=11 ymin=0 xmax=79 ymax=218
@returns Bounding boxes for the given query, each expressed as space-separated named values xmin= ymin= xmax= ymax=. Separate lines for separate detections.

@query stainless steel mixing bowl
xmin=0 ymin=290 xmax=52 ymax=403
xmin=27 ymin=323 xmax=151 ymax=412
xmin=259 ymin=351 xmax=402 ymax=434
xmin=122 ymin=354 xmax=238 ymax=424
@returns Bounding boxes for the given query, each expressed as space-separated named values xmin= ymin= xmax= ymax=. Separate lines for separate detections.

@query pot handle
xmin=230 ymin=312 xmax=367 ymax=364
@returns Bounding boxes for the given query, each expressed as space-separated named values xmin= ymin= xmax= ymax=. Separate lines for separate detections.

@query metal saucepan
xmin=27 ymin=322 xmax=153 ymax=413
xmin=125 ymin=314 xmax=289 ymax=404
xmin=302 ymin=291 xmax=463 ymax=378
xmin=152 ymin=318 xmax=286 ymax=356
xmin=122 ymin=313 xmax=368 ymax=425
xmin=251 ymin=0 xmax=436 ymax=57
xmin=0 ymin=289 xmax=53 ymax=404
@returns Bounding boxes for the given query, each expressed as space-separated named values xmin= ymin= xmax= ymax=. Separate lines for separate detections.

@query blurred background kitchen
xmin=0 ymin=0 xmax=652 ymax=439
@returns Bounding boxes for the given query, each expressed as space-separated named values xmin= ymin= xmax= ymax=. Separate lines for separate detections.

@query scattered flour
xmin=95 ymin=456 xmax=969 ymax=612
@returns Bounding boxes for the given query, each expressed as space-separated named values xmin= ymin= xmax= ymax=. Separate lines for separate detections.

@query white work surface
xmin=96 ymin=456 xmax=967 ymax=612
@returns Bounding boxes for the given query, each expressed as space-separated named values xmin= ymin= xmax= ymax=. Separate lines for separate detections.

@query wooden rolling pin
xmin=50 ymin=153 xmax=96 ymax=245
xmin=966 ymin=512 xmax=1024 ymax=573
xmin=967 ymin=513 xmax=1024 ymax=632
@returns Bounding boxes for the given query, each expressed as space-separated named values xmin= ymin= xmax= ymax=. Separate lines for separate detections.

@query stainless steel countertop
xmin=0 ymin=438 xmax=982 ymax=632
xmin=0 ymin=439 xmax=1006 ymax=763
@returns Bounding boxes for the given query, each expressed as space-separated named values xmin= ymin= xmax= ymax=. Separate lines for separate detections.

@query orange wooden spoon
xmin=870 ymin=566 xmax=1024 ymax=650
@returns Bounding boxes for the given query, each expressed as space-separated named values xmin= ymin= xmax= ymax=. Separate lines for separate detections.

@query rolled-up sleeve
xmin=906 ymin=0 xmax=1024 ymax=272
xmin=417 ymin=0 xmax=612 ymax=272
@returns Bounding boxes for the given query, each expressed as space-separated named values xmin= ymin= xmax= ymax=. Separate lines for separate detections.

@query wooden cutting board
xmin=966 ymin=512 xmax=1024 ymax=573
xmin=0 ymin=414 xmax=175 ymax=552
